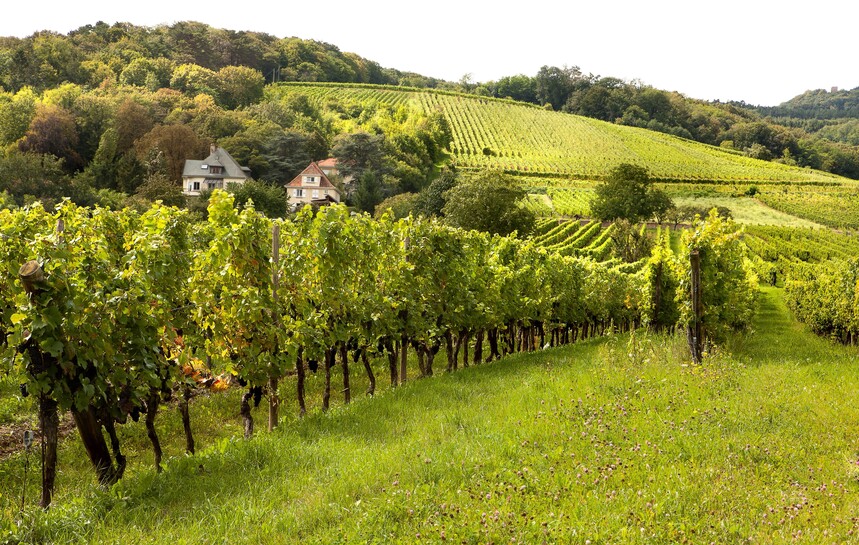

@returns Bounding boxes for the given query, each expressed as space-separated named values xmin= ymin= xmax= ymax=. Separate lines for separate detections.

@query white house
xmin=286 ymin=162 xmax=342 ymax=209
xmin=182 ymin=144 xmax=251 ymax=196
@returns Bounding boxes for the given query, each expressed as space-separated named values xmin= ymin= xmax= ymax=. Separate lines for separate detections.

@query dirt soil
xmin=0 ymin=412 xmax=76 ymax=460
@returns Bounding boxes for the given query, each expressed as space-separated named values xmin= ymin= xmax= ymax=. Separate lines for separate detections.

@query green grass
xmin=671 ymin=195 xmax=825 ymax=227
xmin=4 ymin=287 xmax=859 ymax=543
xmin=0 ymin=374 xmax=30 ymax=426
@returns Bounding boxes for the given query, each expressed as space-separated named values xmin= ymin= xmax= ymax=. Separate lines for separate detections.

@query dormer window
xmin=304 ymin=176 xmax=317 ymax=185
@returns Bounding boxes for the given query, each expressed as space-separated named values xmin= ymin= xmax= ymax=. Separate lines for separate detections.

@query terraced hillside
xmin=271 ymin=83 xmax=848 ymax=186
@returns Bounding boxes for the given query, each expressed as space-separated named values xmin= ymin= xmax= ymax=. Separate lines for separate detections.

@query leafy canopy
xmin=590 ymin=163 xmax=672 ymax=223
xmin=441 ymin=170 xmax=535 ymax=236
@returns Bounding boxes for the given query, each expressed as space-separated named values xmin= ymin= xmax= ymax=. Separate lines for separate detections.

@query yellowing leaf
xmin=10 ymin=312 xmax=27 ymax=325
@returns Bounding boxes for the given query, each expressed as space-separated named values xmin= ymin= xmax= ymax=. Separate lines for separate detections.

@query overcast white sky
xmin=1 ymin=0 xmax=855 ymax=106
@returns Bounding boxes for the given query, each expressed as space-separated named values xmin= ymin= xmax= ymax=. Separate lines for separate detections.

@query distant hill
xmin=273 ymin=83 xmax=848 ymax=186
xmin=761 ymin=87 xmax=859 ymax=120
xmin=0 ymin=21 xmax=448 ymax=93
xmin=752 ymin=88 xmax=859 ymax=149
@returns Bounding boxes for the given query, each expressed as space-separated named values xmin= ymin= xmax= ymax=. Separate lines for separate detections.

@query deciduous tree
xmin=441 ymin=170 xmax=535 ymax=236
xmin=134 ymin=123 xmax=207 ymax=181
xmin=590 ymin=163 xmax=672 ymax=223
xmin=18 ymin=104 xmax=83 ymax=172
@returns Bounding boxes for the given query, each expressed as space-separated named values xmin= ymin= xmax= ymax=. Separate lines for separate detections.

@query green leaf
xmin=10 ymin=312 xmax=27 ymax=325
xmin=41 ymin=338 xmax=64 ymax=358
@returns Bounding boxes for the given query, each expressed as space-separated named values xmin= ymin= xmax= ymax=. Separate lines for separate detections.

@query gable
xmin=286 ymin=162 xmax=339 ymax=194
xmin=182 ymin=145 xmax=250 ymax=180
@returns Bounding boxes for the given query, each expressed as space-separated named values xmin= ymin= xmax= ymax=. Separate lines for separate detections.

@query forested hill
xmin=0 ymin=21 xmax=445 ymax=92
xmin=753 ymin=87 xmax=859 ymax=149
xmin=760 ymin=87 xmax=859 ymax=120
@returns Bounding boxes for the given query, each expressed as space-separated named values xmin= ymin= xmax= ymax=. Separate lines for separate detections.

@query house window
xmin=210 ymin=166 xmax=223 ymax=174
xmin=191 ymin=181 xmax=200 ymax=191
xmin=206 ymin=180 xmax=223 ymax=190
xmin=294 ymin=188 xmax=304 ymax=197
xmin=304 ymin=176 xmax=317 ymax=185
xmin=312 ymin=190 xmax=319 ymax=199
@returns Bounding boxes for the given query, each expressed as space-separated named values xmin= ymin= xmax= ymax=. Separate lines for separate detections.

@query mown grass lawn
xmin=3 ymin=287 xmax=859 ymax=544
xmin=670 ymin=196 xmax=824 ymax=228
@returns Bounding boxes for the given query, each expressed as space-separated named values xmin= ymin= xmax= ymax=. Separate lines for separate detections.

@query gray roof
xmin=182 ymin=146 xmax=250 ymax=180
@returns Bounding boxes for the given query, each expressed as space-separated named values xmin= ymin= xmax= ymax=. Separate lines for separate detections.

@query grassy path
xmin=734 ymin=285 xmax=852 ymax=363
xmin=5 ymin=288 xmax=859 ymax=544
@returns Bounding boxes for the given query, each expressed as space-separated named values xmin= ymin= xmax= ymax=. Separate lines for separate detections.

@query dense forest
xmin=0 ymin=20 xmax=857 ymax=213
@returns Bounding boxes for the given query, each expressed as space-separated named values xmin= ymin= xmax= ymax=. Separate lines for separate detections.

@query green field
xmin=4 ymin=288 xmax=859 ymax=544
xmin=272 ymin=83 xmax=849 ymax=186
xmin=670 ymin=196 xmax=825 ymax=228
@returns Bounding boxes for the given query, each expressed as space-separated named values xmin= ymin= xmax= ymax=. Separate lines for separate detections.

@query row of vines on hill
xmin=0 ymin=194 xmax=756 ymax=507
xmin=744 ymin=224 xmax=859 ymax=286
xmin=784 ymin=259 xmax=859 ymax=343
xmin=756 ymin=188 xmax=859 ymax=229
xmin=274 ymin=83 xmax=843 ymax=184
xmin=741 ymin=223 xmax=859 ymax=343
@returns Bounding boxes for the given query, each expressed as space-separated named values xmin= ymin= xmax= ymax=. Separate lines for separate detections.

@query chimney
xmin=831 ymin=86 xmax=839 ymax=93
xmin=210 ymin=143 xmax=217 ymax=155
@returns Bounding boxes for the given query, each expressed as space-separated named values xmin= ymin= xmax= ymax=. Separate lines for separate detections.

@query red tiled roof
xmin=317 ymin=158 xmax=338 ymax=168
xmin=286 ymin=162 xmax=338 ymax=189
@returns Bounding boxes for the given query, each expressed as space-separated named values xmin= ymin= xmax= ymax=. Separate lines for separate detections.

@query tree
xmin=374 ymin=192 xmax=418 ymax=219
xmin=228 ymin=180 xmax=288 ymax=218
xmin=649 ymin=190 xmax=674 ymax=224
xmin=170 ymin=63 xmax=219 ymax=98
xmin=414 ymin=168 xmax=459 ymax=217
xmin=260 ymin=130 xmax=313 ymax=183
xmin=441 ymin=170 xmax=535 ymax=236
xmin=332 ymin=131 xmax=388 ymax=180
xmin=18 ymin=104 xmax=83 ymax=172
xmin=114 ymin=98 xmax=156 ymax=152
xmin=134 ymin=124 xmax=207 ymax=181
xmin=0 ymin=148 xmax=69 ymax=206
xmin=134 ymin=172 xmax=186 ymax=207
xmin=351 ymin=171 xmax=385 ymax=213
xmin=535 ymin=65 xmax=580 ymax=110
xmin=118 ymin=57 xmax=173 ymax=90
xmin=0 ymin=87 xmax=37 ymax=146
xmin=79 ymin=127 xmax=120 ymax=190
xmin=215 ymin=65 xmax=265 ymax=109
xmin=590 ymin=163 xmax=672 ymax=223
xmin=493 ymin=74 xmax=537 ymax=104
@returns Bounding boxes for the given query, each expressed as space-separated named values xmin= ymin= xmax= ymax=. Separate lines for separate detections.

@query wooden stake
xmin=269 ymin=223 xmax=281 ymax=432
xmin=687 ymin=249 xmax=704 ymax=364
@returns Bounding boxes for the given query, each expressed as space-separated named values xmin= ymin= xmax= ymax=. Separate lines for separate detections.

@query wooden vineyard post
xmin=400 ymin=236 xmax=410 ymax=385
xmin=18 ymin=259 xmax=59 ymax=509
xmin=687 ymin=249 xmax=704 ymax=364
xmin=650 ymin=262 xmax=663 ymax=332
xmin=269 ymin=223 xmax=280 ymax=432
xmin=19 ymin=218 xmax=65 ymax=508
xmin=18 ymin=260 xmax=46 ymax=294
